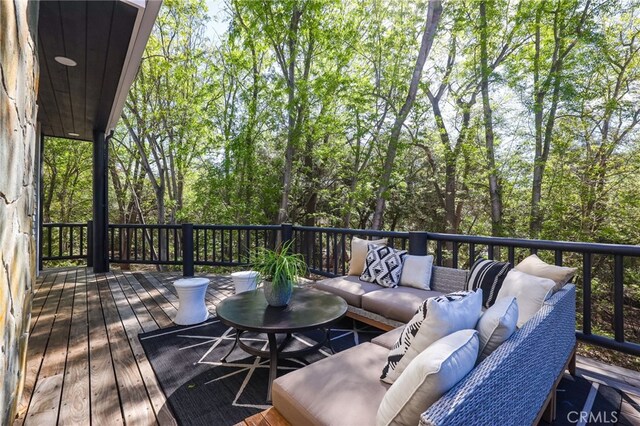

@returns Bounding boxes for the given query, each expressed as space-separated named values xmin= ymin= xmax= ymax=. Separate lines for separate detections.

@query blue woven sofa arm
xmin=420 ymin=285 xmax=576 ymax=426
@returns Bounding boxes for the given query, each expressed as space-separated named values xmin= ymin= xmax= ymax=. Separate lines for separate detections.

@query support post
xmin=37 ymin=132 xmax=44 ymax=272
xmin=87 ymin=220 xmax=93 ymax=267
xmin=281 ymin=223 xmax=294 ymax=246
xmin=408 ymin=231 xmax=429 ymax=255
xmin=92 ymin=130 xmax=109 ymax=272
xmin=182 ymin=223 xmax=194 ymax=277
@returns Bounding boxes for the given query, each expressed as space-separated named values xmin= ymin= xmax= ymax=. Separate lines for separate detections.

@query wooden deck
xmin=14 ymin=268 xmax=640 ymax=425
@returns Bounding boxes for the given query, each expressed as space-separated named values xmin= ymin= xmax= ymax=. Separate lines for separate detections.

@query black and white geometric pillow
xmin=380 ymin=291 xmax=472 ymax=383
xmin=360 ymin=244 xmax=408 ymax=288
xmin=467 ymin=257 xmax=511 ymax=308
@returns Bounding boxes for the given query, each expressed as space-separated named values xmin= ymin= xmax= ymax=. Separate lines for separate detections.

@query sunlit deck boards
xmin=14 ymin=268 xmax=640 ymax=425
xmin=14 ymin=268 xmax=233 ymax=426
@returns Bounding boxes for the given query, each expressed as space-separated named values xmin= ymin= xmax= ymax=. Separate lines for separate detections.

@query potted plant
xmin=252 ymin=240 xmax=307 ymax=307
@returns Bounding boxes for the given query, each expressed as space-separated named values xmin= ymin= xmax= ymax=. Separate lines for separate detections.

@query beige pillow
xmin=381 ymin=290 xmax=482 ymax=384
xmin=399 ymin=255 xmax=434 ymax=290
xmin=348 ymin=236 xmax=388 ymax=276
xmin=476 ymin=296 xmax=518 ymax=362
xmin=376 ymin=330 xmax=479 ymax=426
xmin=496 ymin=270 xmax=554 ymax=327
xmin=515 ymin=254 xmax=576 ymax=291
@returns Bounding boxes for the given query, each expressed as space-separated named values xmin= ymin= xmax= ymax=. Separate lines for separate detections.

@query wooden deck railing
xmin=40 ymin=222 xmax=640 ymax=357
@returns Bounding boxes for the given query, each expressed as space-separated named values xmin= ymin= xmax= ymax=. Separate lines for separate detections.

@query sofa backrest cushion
xmin=377 ymin=330 xmax=479 ymax=426
xmin=515 ymin=254 xmax=577 ymax=292
xmin=466 ymin=258 xmax=512 ymax=308
xmin=496 ymin=270 xmax=555 ymax=328
xmin=431 ymin=266 xmax=468 ymax=294
xmin=380 ymin=290 xmax=482 ymax=384
xmin=476 ymin=296 xmax=518 ymax=362
xmin=399 ymin=255 xmax=434 ymax=290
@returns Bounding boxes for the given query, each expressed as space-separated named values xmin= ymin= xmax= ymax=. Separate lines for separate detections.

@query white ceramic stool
xmin=231 ymin=270 xmax=259 ymax=294
xmin=173 ymin=277 xmax=210 ymax=325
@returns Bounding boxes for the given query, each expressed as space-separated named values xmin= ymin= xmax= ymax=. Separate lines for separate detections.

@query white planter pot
xmin=231 ymin=270 xmax=259 ymax=294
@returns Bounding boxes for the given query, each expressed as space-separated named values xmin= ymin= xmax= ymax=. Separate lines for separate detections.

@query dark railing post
xmin=281 ymin=223 xmax=293 ymax=246
xmin=408 ymin=231 xmax=428 ymax=255
xmin=582 ymin=252 xmax=592 ymax=336
xmin=614 ymin=254 xmax=624 ymax=342
xmin=87 ymin=220 xmax=93 ymax=267
xmin=182 ymin=223 xmax=194 ymax=277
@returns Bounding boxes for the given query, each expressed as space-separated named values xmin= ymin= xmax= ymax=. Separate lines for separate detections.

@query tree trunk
xmin=371 ymin=0 xmax=443 ymax=230
xmin=277 ymin=4 xmax=303 ymax=224
xmin=480 ymin=0 xmax=503 ymax=236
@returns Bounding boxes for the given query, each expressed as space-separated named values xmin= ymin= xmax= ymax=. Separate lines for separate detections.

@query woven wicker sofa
xmin=313 ymin=266 xmax=469 ymax=330
xmin=269 ymin=268 xmax=577 ymax=426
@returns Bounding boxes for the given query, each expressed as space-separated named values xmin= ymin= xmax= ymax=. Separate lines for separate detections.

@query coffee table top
xmin=216 ymin=287 xmax=348 ymax=333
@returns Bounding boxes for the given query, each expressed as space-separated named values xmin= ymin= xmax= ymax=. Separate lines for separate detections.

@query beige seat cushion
xmin=361 ymin=287 xmax=443 ymax=323
xmin=314 ymin=275 xmax=382 ymax=307
xmin=272 ymin=342 xmax=390 ymax=426
xmin=372 ymin=327 xmax=404 ymax=349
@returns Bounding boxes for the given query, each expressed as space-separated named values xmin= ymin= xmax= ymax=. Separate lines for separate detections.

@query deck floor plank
xmin=97 ymin=273 xmax=158 ymax=425
xmin=14 ymin=271 xmax=62 ymax=423
xmin=116 ymin=271 xmax=160 ymax=333
xmin=140 ymin=272 xmax=180 ymax=310
xmin=110 ymin=272 xmax=177 ymax=426
xmin=126 ymin=272 xmax=174 ymax=329
xmin=23 ymin=269 xmax=76 ymax=425
xmin=87 ymin=273 xmax=125 ymax=425
xmin=58 ymin=268 xmax=90 ymax=425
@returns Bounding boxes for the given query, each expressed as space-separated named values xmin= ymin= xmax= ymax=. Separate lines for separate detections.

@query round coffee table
xmin=216 ymin=287 xmax=347 ymax=402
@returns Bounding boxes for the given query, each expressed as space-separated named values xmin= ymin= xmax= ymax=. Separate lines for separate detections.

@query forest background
xmin=43 ymin=0 xmax=640 ymax=366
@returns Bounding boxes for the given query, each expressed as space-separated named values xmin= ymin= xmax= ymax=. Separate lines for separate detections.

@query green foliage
xmin=251 ymin=241 xmax=307 ymax=288
xmin=43 ymin=0 xmax=640 ymax=245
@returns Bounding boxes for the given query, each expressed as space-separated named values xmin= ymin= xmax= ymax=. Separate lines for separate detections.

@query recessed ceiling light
xmin=55 ymin=56 xmax=77 ymax=67
xmin=68 ymin=132 xmax=80 ymax=137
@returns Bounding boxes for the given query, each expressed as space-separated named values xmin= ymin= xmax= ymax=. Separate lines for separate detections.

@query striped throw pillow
xmin=380 ymin=291 xmax=476 ymax=383
xmin=467 ymin=258 xmax=511 ymax=308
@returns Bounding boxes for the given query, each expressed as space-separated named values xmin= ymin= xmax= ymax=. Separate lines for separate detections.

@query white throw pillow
xmin=496 ymin=270 xmax=555 ymax=327
xmin=377 ymin=330 xmax=479 ymax=426
xmin=399 ymin=255 xmax=434 ymax=290
xmin=381 ymin=290 xmax=482 ymax=384
xmin=348 ymin=236 xmax=388 ymax=276
xmin=476 ymin=296 xmax=518 ymax=362
xmin=515 ymin=254 xmax=577 ymax=291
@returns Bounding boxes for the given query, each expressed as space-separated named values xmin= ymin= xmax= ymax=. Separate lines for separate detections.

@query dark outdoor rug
xmin=140 ymin=319 xmax=624 ymax=426
xmin=541 ymin=374 xmax=624 ymax=426
xmin=139 ymin=317 xmax=382 ymax=425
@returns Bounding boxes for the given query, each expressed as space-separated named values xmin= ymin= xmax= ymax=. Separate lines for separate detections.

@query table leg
xmin=220 ymin=329 xmax=241 ymax=363
xmin=277 ymin=333 xmax=293 ymax=352
xmin=326 ymin=328 xmax=336 ymax=354
xmin=267 ymin=333 xmax=278 ymax=403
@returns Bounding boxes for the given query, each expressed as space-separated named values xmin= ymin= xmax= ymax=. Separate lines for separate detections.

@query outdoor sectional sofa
xmin=314 ymin=266 xmax=470 ymax=330
xmin=270 ymin=266 xmax=577 ymax=425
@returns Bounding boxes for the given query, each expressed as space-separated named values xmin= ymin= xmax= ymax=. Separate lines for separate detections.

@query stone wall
xmin=0 ymin=0 xmax=40 ymax=423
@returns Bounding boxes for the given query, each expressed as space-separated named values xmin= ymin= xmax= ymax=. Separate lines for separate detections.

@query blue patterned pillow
xmin=360 ymin=244 xmax=408 ymax=288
